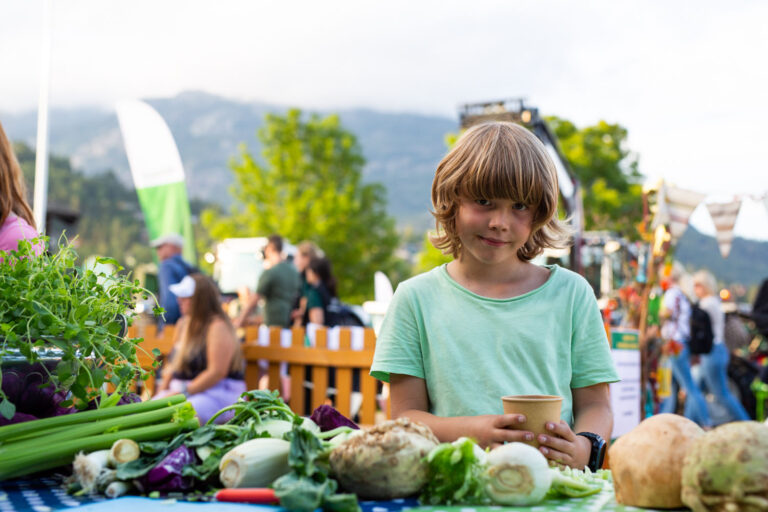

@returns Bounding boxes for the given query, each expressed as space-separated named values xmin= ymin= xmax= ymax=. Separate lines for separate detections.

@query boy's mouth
xmin=479 ymin=236 xmax=508 ymax=247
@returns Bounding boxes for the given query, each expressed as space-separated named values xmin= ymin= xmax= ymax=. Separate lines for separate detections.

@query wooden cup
xmin=501 ymin=394 xmax=563 ymax=447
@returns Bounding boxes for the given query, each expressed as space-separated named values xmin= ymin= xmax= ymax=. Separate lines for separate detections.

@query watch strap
xmin=576 ymin=432 xmax=606 ymax=472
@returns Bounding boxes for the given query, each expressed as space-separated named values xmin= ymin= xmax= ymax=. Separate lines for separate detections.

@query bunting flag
xmin=706 ymin=200 xmax=742 ymax=258
xmin=115 ymin=99 xmax=196 ymax=262
xmin=652 ymin=183 xmax=707 ymax=243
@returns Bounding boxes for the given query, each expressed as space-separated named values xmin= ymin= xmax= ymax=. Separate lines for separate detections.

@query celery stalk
xmin=0 ymin=394 xmax=187 ymax=443
xmin=0 ymin=401 xmax=192 ymax=459
xmin=0 ymin=418 xmax=200 ymax=481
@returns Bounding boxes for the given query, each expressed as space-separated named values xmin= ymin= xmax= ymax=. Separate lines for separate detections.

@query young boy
xmin=371 ymin=122 xmax=619 ymax=470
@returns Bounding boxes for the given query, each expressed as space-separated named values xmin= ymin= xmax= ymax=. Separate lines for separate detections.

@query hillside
xmin=675 ymin=226 xmax=768 ymax=288
xmin=1 ymin=91 xmax=454 ymax=231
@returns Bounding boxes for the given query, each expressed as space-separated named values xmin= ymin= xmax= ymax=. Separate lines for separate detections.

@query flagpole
xmin=33 ymin=0 xmax=53 ymax=234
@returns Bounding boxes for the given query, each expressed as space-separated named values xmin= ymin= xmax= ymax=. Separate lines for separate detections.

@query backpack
xmin=689 ymin=302 xmax=714 ymax=355
xmin=325 ymin=298 xmax=365 ymax=327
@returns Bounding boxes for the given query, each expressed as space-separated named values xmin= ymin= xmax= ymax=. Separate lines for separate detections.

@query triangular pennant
xmin=660 ymin=184 xmax=706 ymax=243
xmin=706 ymin=200 xmax=742 ymax=258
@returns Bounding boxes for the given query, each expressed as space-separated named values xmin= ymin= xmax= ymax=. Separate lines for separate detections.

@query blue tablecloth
xmin=0 ymin=476 xmax=419 ymax=512
xmin=0 ymin=475 xmax=655 ymax=512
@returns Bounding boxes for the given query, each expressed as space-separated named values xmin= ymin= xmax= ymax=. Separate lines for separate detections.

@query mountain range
xmin=2 ymin=91 xmax=767 ymax=289
xmin=1 ymin=90 xmax=454 ymax=231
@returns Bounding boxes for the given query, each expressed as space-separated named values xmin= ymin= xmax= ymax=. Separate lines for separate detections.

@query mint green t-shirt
xmin=370 ymin=264 xmax=619 ymax=426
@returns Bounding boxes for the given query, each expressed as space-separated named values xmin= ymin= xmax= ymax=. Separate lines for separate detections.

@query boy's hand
xmin=536 ymin=420 xmax=591 ymax=469
xmin=469 ymin=414 xmax=534 ymax=449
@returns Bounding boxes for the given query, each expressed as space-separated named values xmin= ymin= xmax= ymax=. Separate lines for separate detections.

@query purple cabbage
xmin=1 ymin=364 xmax=72 ymax=421
xmin=310 ymin=405 xmax=359 ymax=432
xmin=0 ymin=411 xmax=39 ymax=426
xmin=138 ymin=445 xmax=196 ymax=493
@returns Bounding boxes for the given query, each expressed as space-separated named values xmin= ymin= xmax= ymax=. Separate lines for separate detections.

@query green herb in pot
xmin=0 ymin=236 xmax=163 ymax=419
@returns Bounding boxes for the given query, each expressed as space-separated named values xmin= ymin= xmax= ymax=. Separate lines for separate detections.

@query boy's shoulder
xmin=545 ymin=264 xmax=591 ymax=291
xmin=397 ymin=265 xmax=445 ymax=291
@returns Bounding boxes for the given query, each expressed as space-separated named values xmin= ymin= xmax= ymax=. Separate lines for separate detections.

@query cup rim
xmin=501 ymin=394 xmax=562 ymax=402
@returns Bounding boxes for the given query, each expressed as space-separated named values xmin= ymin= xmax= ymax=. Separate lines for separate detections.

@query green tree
xmin=201 ymin=109 xmax=402 ymax=303
xmin=545 ymin=117 xmax=644 ymax=239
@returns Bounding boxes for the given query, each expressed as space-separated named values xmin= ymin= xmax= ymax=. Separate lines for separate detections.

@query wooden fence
xmin=129 ymin=323 xmax=388 ymax=425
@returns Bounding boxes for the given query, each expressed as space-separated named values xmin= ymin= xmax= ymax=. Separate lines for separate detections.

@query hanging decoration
xmin=651 ymin=183 xmax=707 ymax=243
xmin=705 ymin=200 xmax=742 ymax=258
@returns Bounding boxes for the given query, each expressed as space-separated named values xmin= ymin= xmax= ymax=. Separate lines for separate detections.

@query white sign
xmin=610 ymin=347 xmax=642 ymax=438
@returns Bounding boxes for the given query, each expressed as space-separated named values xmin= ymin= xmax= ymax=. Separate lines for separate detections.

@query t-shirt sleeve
xmin=256 ymin=268 xmax=273 ymax=297
xmin=370 ymin=282 xmax=425 ymax=383
xmin=306 ymin=287 xmax=323 ymax=310
xmin=570 ymin=278 xmax=620 ymax=388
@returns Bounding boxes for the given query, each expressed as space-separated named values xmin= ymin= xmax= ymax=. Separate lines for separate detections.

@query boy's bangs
xmin=458 ymin=149 xmax=545 ymax=208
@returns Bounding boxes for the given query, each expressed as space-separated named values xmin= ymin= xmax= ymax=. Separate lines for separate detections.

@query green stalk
xmin=0 ymin=394 xmax=186 ymax=443
xmin=0 ymin=418 xmax=199 ymax=481
xmin=0 ymin=401 xmax=190 ymax=459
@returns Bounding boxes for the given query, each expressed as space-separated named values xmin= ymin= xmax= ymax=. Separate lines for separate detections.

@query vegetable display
xmin=607 ymin=413 xmax=704 ymax=509
xmin=681 ymin=421 xmax=768 ymax=512
xmin=0 ymin=237 xmax=162 ymax=420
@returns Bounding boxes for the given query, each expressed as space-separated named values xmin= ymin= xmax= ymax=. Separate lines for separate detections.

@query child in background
xmin=371 ymin=122 xmax=619 ymax=470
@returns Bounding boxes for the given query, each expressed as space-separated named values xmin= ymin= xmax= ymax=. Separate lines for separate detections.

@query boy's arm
xmin=390 ymin=373 xmax=532 ymax=449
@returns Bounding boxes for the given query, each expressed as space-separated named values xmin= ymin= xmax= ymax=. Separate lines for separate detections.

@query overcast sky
xmin=2 ymin=0 xmax=767 ymax=239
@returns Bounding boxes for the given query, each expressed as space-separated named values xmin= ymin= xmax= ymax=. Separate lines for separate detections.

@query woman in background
xmin=304 ymin=256 xmax=337 ymax=326
xmin=0 ymin=121 xmax=42 ymax=253
xmin=693 ymin=270 xmax=750 ymax=422
xmin=155 ymin=273 xmax=246 ymax=424
xmin=291 ymin=240 xmax=321 ymax=327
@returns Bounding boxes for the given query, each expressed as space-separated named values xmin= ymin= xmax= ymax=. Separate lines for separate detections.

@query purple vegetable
xmin=138 ymin=445 xmax=196 ymax=492
xmin=1 ymin=364 xmax=72 ymax=420
xmin=0 ymin=411 xmax=39 ymax=427
xmin=310 ymin=405 xmax=359 ymax=432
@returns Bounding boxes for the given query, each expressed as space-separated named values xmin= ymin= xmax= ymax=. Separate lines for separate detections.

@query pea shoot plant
xmin=0 ymin=236 xmax=163 ymax=419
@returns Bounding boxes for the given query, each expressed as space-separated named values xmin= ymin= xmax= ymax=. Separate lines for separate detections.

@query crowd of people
xmin=657 ymin=262 xmax=752 ymax=427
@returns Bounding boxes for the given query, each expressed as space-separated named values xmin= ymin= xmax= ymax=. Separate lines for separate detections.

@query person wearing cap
xmin=151 ymin=233 xmax=195 ymax=328
xmin=234 ymin=234 xmax=300 ymax=328
xmin=154 ymin=273 xmax=246 ymax=424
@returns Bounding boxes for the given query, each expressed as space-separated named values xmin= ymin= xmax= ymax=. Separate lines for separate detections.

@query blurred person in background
xmin=234 ymin=234 xmax=300 ymax=328
xmin=0 ymin=121 xmax=43 ymax=254
xmin=155 ymin=273 xmax=245 ymax=424
xmin=753 ymin=278 xmax=768 ymax=340
xmin=658 ymin=262 xmax=712 ymax=428
xmin=291 ymin=240 xmax=321 ymax=327
xmin=304 ymin=256 xmax=338 ymax=326
xmin=693 ymin=270 xmax=750 ymax=423
xmin=151 ymin=233 xmax=195 ymax=328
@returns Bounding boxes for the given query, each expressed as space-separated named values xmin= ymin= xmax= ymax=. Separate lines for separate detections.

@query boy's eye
xmin=475 ymin=198 xmax=491 ymax=206
xmin=512 ymin=202 xmax=528 ymax=211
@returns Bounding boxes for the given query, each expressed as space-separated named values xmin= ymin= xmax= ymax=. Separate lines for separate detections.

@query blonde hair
xmin=0 ymin=121 xmax=36 ymax=228
xmin=297 ymin=240 xmax=320 ymax=259
xmin=431 ymin=122 xmax=572 ymax=260
xmin=170 ymin=274 xmax=244 ymax=376
xmin=693 ymin=270 xmax=717 ymax=296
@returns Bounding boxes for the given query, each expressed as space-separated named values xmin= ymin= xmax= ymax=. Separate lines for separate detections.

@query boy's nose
xmin=488 ymin=209 xmax=512 ymax=230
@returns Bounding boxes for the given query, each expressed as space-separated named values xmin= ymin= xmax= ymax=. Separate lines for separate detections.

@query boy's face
xmin=454 ymin=196 xmax=534 ymax=267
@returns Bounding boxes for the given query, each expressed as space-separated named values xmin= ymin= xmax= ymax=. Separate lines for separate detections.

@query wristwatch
xmin=576 ymin=432 xmax=606 ymax=472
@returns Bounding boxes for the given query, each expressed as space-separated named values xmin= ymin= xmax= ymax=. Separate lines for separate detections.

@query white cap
xmin=150 ymin=233 xmax=185 ymax=248
xmin=169 ymin=275 xmax=195 ymax=298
